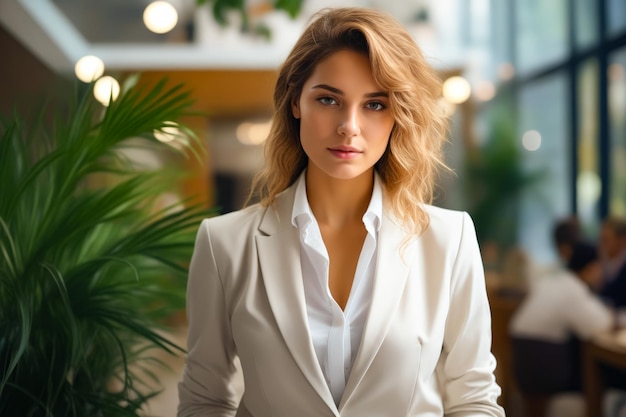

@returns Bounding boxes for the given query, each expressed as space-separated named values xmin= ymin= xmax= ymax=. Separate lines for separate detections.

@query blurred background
xmin=1 ymin=0 xmax=625 ymax=416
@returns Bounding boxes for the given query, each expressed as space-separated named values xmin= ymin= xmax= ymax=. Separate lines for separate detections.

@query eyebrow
xmin=311 ymin=84 xmax=388 ymax=98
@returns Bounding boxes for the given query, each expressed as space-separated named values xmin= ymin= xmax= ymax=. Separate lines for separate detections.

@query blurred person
xmin=509 ymin=241 xmax=613 ymax=417
xmin=510 ymin=241 xmax=613 ymax=349
xmin=598 ymin=216 xmax=626 ymax=309
xmin=553 ymin=216 xmax=582 ymax=265
xmin=524 ymin=216 xmax=583 ymax=286
xmin=177 ymin=7 xmax=504 ymax=417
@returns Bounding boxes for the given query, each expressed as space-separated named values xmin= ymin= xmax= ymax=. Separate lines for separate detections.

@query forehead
xmin=304 ymin=49 xmax=379 ymax=87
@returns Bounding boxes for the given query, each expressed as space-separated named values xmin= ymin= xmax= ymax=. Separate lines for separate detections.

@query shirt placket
xmin=327 ymin=304 xmax=347 ymax=404
xmin=308 ymin=225 xmax=350 ymax=404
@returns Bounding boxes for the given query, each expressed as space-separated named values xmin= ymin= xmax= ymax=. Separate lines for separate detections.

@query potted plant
xmin=464 ymin=106 xmax=545 ymax=252
xmin=197 ymin=0 xmax=304 ymax=38
xmin=0 ymin=76 xmax=213 ymax=416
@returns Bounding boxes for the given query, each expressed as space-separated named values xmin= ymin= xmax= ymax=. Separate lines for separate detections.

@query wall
xmin=0 ymin=25 xmax=66 ymax=118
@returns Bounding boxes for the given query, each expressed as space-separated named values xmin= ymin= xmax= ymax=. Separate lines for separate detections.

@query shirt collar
xmin=291 ymin=171 xmax=383 ymax=233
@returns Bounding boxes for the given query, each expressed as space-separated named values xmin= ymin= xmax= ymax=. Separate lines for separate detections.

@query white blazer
xmin=178 ymin=184 xmax=504 ymax=417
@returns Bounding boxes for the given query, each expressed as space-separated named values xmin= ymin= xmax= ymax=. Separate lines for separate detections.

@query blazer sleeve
xmin=178 ymin=219 xmax=242 ymax=417
xmin=437 ymin=212 xmax=505 ymax=417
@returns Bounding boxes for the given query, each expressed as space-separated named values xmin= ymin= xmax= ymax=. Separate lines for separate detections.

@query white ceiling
xmin=1 ymin=0 xmax=471 ymax=75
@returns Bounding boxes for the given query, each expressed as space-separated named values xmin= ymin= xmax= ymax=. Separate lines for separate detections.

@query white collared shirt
xmin=509 ymin=266 xmax=614 ymax=342
xmin=291 ymin=172 xmax=382 ymax=406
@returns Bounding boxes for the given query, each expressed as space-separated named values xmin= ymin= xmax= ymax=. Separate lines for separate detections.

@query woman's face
xmin=292 ymin=49 xmax=394 ymax=182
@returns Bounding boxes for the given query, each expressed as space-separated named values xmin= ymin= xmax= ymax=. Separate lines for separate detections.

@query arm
xmin=438 ymin=212 xmax=505 ymax=417
xmin=565 ymin=277 xmax=614 ymax=339
xmin=177 ymin=219 xmax=243 ymax=417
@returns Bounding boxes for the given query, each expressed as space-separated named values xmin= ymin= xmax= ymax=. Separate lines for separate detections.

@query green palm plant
xmin=0 ymin=76 xmax=213 ymax=416
xmin=196 ymin=0 xmax=304 ymax=38
xmin=464 ymin=108 xmax=545 ymax=249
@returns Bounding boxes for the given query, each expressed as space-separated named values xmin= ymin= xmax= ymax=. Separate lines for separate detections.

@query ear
xmin=291 ymin=97 xmax=301 ymax=119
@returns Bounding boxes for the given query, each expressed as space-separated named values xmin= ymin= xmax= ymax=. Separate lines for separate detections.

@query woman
xmin=178 ymin=7 xmax=503 ymax=417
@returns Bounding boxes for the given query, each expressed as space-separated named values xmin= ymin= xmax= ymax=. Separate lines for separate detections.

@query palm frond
xmin=0 ymin=75 xmax=215 ymax=416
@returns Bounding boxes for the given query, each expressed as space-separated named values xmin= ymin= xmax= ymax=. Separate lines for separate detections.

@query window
xmin=608 ymin=0 xmax=626 ymax=36
xmin=574 ymin=0 xmax=599 ymax=49
xmin=576 ymin=59 xmax=601 ymax=234
xmin=609 ymin=48 xmax=626 ymax=215
xmin=518 ymin=74 xmax=571 ymax=264
xmin=516 ymin=0 xmax=568 ymax=75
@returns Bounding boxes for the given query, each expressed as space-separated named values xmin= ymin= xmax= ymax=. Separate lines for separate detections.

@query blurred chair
xmin=511 ymin=336 xmax=581 ymax=417
xmin=489 ymin=289 xmax=524 ymax=412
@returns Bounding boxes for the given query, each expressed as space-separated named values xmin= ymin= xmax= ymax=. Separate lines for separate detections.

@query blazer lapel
xmin=340 ymin=211 xmax=412 ymax=410
xmin=255 ymin=187 xmax=338 ymax=413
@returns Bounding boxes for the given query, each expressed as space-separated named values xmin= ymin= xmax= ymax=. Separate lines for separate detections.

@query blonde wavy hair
xmin=249 ymin=7 xmax=450 ymax=235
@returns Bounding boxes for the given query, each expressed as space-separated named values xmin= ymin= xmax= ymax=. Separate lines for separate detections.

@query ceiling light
xmin=442 ymin=76 xmax=471 ymax=104
xmin=74 ymin=55 xmax=104 ymax=83
xmin=522 ymin=130 xmax=541 ymax=151
xmin=143 ymin=1 xmax=178 ymax=34
xmin=236 ymin=120 xmax=272 ymax=145
xmin=93 ymin=76 xmax=120 ymax=106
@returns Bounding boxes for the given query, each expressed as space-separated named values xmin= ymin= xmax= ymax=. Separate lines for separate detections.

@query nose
xmin=337 ymin=106 xmax=361 ymax=137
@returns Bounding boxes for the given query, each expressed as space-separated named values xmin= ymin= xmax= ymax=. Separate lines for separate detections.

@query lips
xmin=330 ymin=145 xmax=360 ymax=152
xmin=328 ymin=145 xmax=362 ymax=159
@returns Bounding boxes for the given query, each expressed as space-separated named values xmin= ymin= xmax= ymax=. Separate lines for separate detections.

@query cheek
xmin=299 ymin=109 xmax=335 ymax=137
xmin=369 ymin=119 xmax=394 ymax=146
xmin=298 ymin=114 xmax=326 ymax=154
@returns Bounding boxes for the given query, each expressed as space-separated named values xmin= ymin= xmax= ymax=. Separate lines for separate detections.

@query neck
xmin=305 ymin=169 xmax=374 ymax=228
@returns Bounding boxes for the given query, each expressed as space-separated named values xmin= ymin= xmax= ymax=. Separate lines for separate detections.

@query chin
xmin=326 ymin=169 xmax=372 ymax=181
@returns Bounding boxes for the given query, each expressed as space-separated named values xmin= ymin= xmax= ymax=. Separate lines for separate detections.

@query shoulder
xmin=202 ymin=204 xmax=266 ymax=232
xmin=423 ymin=204 xmax=468 ymax=230
xmin=419 ymin=204 xmax=474 ymax=246
xmin=398 ymin=205 xmax=479 ymax=272
xmin=198 ymin=185 xmax=295 ymax=243
xmin=531 ymin=269 xmax=577 ymax=293
xmin=193 ymin=204 xmax=269 ymax=271
xmin=541 ymin=269 xmax=597 ymax=301
xmin=196 ymin=204 xmax=268 ymax=253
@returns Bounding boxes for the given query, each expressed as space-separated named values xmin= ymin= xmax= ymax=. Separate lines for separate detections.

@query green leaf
xmin=275 ymin=0 xmax=303 ymax=18
xmin=197 ymin=0 xmax=304 ymax=35
xmin=0 ymin=74 xmax=216 ymax=416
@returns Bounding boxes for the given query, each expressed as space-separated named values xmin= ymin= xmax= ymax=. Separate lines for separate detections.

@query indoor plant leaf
xmin=0 ymin=75 xmax=214 ymax=416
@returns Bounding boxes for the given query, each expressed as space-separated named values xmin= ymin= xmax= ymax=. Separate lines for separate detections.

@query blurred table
xmin=583 ymin=329 xmax=626 ymax=417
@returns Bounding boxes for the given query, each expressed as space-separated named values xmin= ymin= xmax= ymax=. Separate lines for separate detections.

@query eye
xmin=366 ymin=101 xmax=386 ymax=111
xmin=317 ymin=96 xmax=337 ymax=106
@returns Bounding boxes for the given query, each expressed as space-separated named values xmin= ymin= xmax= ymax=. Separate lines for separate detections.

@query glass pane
xmin=462 ymin=94 xmax=519 ymax=249
xmin=518 ymin=74 xmax=571 ymax=265
xmin=491 ymin=0 xmax=512 ymax=80
xmin=574 ymin=0 xmax=599 ymax=49
xmin=577 ymin=59 xmax=601 ymax=236
xmin=607 ymin=0 xmax=626 ymax=36
xmin=516 ymin=0 xmax=569 ymax=75
xmin=609 ymin=48 xmax=626 ymax=216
